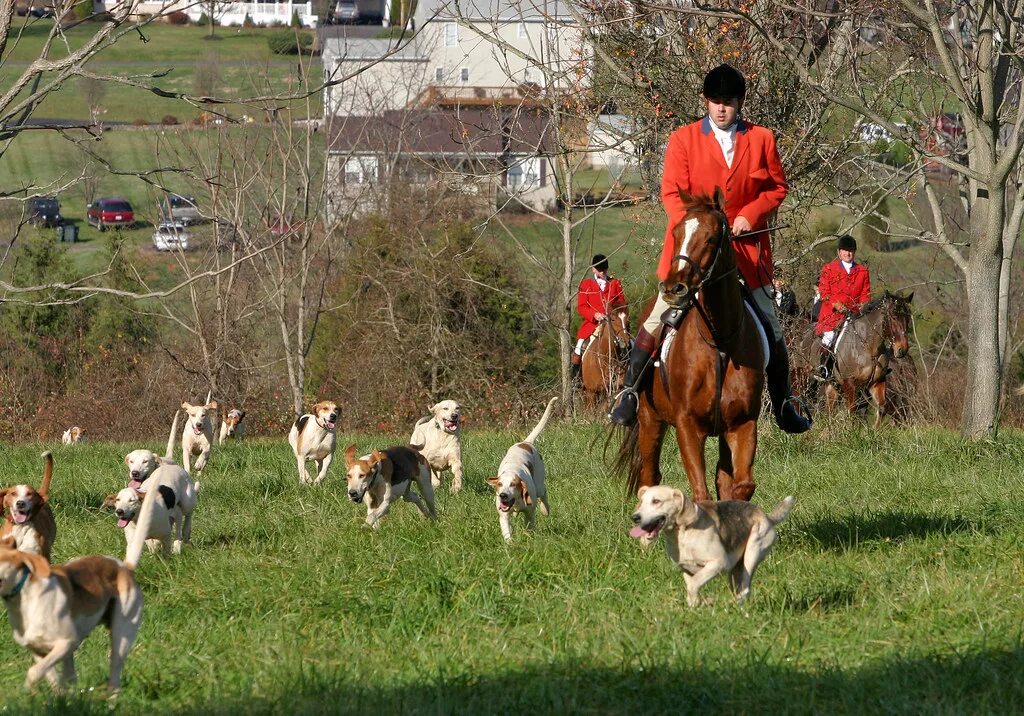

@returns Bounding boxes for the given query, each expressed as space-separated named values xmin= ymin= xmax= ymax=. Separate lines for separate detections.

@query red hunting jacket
xmin=659 ymin=117 xmax=788 ymax=289
xmin=577 ymin=275 xmax=627 ymax=340
xmin=815 ymin=259 xmax=871 ymax=334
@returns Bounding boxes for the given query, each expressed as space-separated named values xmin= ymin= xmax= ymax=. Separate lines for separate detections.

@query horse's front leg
xmin=636 ymin=399 xmax=667 ymax=490
xmin=869 ymin=380 xmax=887 ymax=428
xmin=715 ymin=434 xmax=734 ymax=500
xmin=674 ymin=417 xmax=711 ymax=502
xmin=724 ymin=420 xmax=758 ymax=501
xmin=841 ymin=380 xmax=860 ymax=415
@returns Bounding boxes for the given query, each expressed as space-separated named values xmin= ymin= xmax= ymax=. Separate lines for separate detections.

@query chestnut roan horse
xmin=615 ymin=189 xmax=765 ymax=501
xmin=581 ymin=310 xmax=631 ymax=407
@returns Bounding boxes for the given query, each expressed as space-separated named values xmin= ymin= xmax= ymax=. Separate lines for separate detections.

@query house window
xmin=444 ymin=23 xmax=458 ymax=47
xmin=435 ymin=66 xmax=444 ymax=82
xmin=460 ymin=67 xmax=469 ymax=82
xmin=343 ymin=156 xmax=378 ymax=185
xmin=517 ymin=22 xmax=527 ymax=39
xmin=507 ymin=158 xmax=541 ymax=190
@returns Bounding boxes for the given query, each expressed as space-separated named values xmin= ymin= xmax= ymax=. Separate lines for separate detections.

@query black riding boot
xmin=804 ymin=348 xmax=835 ymax=401
xmin=766 ymin=338 xmax=812 ymax=433
xmin=608 ymin=330 xmax=656 ymax=426
xmin=570 ymin=359 xmax=582 ymax=386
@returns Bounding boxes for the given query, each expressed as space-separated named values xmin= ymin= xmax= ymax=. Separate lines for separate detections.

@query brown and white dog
xmin=410 ymin=399 xmax=464 ymax=493
xmin=0 ymin=452 xmax=57 ymax=562
xmin=487 ymin=396 xmax=557 ymax=542
xmin=0 ymin=493 xmax=152 ymax=693
xmin=629 ymin=485 xmax=795 ymax=606
xmin=288 ymin=401 xmax=339 ymax=485
xmin=181 ymin=393 xmax=218 ymax=475
xmin=61 ymin=427 xmax=85 ymax=445
xmin=218 ymin=408 xmax=246 ymax=444
xmin=344 ymin=444 xmax=437 ymax=528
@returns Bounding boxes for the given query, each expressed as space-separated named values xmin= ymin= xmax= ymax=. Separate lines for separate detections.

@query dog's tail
xmin=123 ymin=485 xmax=160 ymax=570
xmin=768 ymin=496 xmax=796 ymax=525
xmin=38 ymin=451 xmax=53 ymax=498
xmin=164 ymin=410 xmax=181 ymax=461
xmin=524 ymin=396 xmax=559 ymax=444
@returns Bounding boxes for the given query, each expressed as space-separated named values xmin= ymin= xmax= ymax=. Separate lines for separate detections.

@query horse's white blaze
xmin=676 ymin=217 xmax=700 ymax=273
xmin=618 ymin=312 xmax=628 ymax=332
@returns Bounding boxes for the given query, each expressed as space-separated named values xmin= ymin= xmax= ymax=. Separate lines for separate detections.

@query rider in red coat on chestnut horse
xmin=573 ymin=254 xmax=627 ymax=384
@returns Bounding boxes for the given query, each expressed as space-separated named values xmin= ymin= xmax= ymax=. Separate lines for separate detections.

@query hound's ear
xmin=313 ymin=401 xmax=327 ymax=413
xmin=712 ymin=186 xmax=726 ymax=212
xmin=518 ymin=477 xmax=532 ymax=506
xmin=101 ymin=494 xmax=118 ymax=509
xmin=0 ymin=489 xmax=7 ymax=514
xmin=124 ymin=454 xmax=131 ymax=466
xmin=370 ymin=449 xmax=385 ymax=464
xmin=181 ymin=402 xmax=193 ymax=411
xmin=22 ymin=552 xmax=50 ymax=579
xmin=675 ymin=489 xmax=699 ymax=527
xmin=154 ymin=456 xmax=166 ymax=465
xmin=238 ymin=410 xmax=246 ymax=420
xmin=208 ymin=400 xmax=219 ymax=411
xmin=486 ymin=476 xmax=501 ymax=489
xmin=637 ymin=485 xmax=649 ymax=499
xmin=344 ymin=444 xmax=358 ymax=467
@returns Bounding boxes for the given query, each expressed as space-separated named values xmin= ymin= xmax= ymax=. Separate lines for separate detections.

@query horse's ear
xmin=712 ymin=186 xmax=726 ymax=212
xmin=675 ymin=187 xmax=695 ymax=206
xmin=904 ymin=291 xmax=914 ymax=303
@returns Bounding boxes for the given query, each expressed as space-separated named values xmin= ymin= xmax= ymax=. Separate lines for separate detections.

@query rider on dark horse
xmin=573 ymin=254 xmax=627 ymax=385
xmin=609 ymin=63 xmax=811 ymax=434
xmin=806 ymin=234 xmax=872 ymax=399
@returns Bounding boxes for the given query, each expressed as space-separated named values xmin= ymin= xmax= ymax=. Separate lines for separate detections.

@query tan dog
xmin=288 ymin=401 xmax=339 ymax=485
xmin=410 ymin=399 xmax=464 ymax=493
xmin=487 ymin=396 xmax=557 ymax=542
xmin=0 ymin=490 xmax=153 ymax=693
xmin=630 ymin=485 xmax=795 ymax=606
xmin=61 ymin=427 xmax=84 ymax=445
xmin=181 ymin=393 xmax=218 ymax=475
xmin=344 ymin=444 xmax=437 ymax=528
xmin=0 ymin=452 xmax=57 ymax=561
xmin=218 ymin=408 xmax=245 ymax=443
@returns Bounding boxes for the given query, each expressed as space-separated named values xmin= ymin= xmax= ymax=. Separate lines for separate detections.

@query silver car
xmin=161 ymin=194 xmax=202 ymax=226
xmin=152 ymin=222 xmax=191 ymax=251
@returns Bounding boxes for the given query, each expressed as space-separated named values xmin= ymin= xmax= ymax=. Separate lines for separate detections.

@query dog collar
xmin=4 ymin=567 xmax=30 ymax=600
xmin=315 ymin=416 xmax=334 ymax=430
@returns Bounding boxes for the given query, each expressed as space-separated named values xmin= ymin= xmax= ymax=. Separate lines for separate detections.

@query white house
xmin=129 ymin=0 xmax=318 ymax=27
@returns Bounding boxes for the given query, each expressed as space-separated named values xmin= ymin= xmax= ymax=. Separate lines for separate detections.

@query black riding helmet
xmin=591 ymin=254 xmax=609 ymax=272
xmin=703 ymin=63 xmax=746 ymax=101
xmin=837 ymin=234 xmax=857 ymax=251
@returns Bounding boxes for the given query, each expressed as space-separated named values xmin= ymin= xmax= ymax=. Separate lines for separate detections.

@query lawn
xmin=0 ymin=422 xmax=1022 ymax=713
xmin=2 ymin=21 xmax=321 ymax=122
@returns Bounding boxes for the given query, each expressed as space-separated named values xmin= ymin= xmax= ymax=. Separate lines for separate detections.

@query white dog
xmin=181 ymin=393 xmax=218 ymax=475
xmin=124 ymin=411 xmax=181 ymax=489
xmin=630 ymin=485 xmax=795 ymax=606
xmin=410 ymin=399 xmax=464 ymax=493
xmin=487 ymin=397 xmax=558 ymax=542
xmin=288 ymin=401 xmax=339 ymax=485
xmin=60 ymin=427 xmax=84 ymax=445
xmin=218 ymin=408 xmax=245 ymax=443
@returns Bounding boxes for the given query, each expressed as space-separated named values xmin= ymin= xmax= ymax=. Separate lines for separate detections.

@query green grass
xmin=1 ymin=424 xmax=1022 ymax=713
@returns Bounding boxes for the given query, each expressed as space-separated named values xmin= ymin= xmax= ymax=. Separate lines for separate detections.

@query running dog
xmin=629 ymin=485 xmax=795 ymax=606
xmin=343 ymin=443 xmax=436 ymax=528
xmin=487 ymin=396 xmax=558 ymax=542
xmin=107 ymin=412 xmax=198 ymax=557
xmin=288 ymin=401 xmax=340 ymax=485
xmin=410 ymin=399 xmax=464 ymax=493
xmin=218 ymin=408 xmax=246 ymax=443
xmin=181 ymin=392 xmax=218 ymax=475
xmin=61 ymin=427 xmax=84 ymax=445
xmin=124 ymin=412 xmax=181 ymax=489
xmin=0 ymin=452 xmax=57 ymax=561
xmin=0 ymin=495 xmax=152 ymax=694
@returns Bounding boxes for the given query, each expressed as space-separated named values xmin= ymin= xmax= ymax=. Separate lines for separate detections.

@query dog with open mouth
xmin=487 ymin=396 xmax=558 ymax=542
xmin=288 ymin=401 xmax=340 ymax=485
xmin=181 ymin=392 xmax=218 ymax=475
xmin=0 ymin=452 xmax=57 ymax=561
xmin=343 ymin=443 xmax=437 ymax=528
xmin=409 ymin=399 xmax=465 ymax=493
xmin=124 ymin=411 xmax=181 ymax=489
xmin=630 ymin=485 xmax=795 ymax=606
xmin=218 ymin=408 xmax=246 ymax=444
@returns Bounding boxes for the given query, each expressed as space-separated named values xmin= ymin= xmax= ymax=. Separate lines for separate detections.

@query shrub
xmin=290 ymin=8 xmax=301 ymax=27
xmin=166 ymin=10 xmax=189 ymax=25
xmin=242 ymin=13 xmax=255 ymax=27
xmin=267 ymin=30 xmax=313 ymax=55
xmin=197 ymin=12 xmax=217 ymax=26
xmin=132 ymin=117 xmax=149 ymax=126
xmin=161 ymin=115 xmax=179 ymax=126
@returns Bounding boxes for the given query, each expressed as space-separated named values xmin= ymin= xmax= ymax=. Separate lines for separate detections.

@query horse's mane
xmin=861 ymin=292 xmax=908 ymax=316
xmin=682 ymin=192 xmax=721 ymax=213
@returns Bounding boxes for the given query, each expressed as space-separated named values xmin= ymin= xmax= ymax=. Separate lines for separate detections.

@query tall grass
xmin=0 ymin=421 xmax=1022 ymax=713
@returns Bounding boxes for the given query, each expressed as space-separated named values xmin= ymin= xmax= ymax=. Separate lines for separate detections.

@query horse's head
xmin=660 ymin=188 xmax=730 ymax=306
xmin=609 ymin=309 xmax=631 ymax=351
xmin=881 ymin=290 xmax=913 ymax=358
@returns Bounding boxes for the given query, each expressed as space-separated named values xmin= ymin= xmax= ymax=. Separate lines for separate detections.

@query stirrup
xmin=608 ymin=386 xmax=639 ymax=423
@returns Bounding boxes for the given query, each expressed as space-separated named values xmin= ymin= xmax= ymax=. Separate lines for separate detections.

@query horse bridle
xmin=661 ymin=209 xmax=731 ymax=306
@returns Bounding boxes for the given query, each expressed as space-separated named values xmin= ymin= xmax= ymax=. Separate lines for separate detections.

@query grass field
xmin=1 ymin=421 xmax=1022 ymax=713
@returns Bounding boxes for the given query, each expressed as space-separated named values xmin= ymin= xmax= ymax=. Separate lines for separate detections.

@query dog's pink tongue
xmin=13 ymin=513 xmax=28 ymax=525
xmin=629 ymin=526 xmax=652 ymax=539
xmin=117 ymin=518 xmax=130 ymax=529
xmin=327 ymin=420 xmax=336 ymax=429
xmin=193 ymin=425 xmax=203 ymax=435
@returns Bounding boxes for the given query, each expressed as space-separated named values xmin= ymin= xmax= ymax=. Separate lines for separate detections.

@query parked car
xmin=87 ymin=198 xmax=135 ymax=231
xmin=152 ymin=222 xmax=191 ymax=251
xmin=160 ymin=193 xmax=202 ymax=225
xmin=24 ymin=196 xmax=63 ymax=228
xmin=328 ymin=0 xmax=360 ymax=24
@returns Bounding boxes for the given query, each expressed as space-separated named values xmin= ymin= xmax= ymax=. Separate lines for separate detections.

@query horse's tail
xmin=607 ymin=421 xmax=643 ymax=496
xmin=768 ymin=496 xmax=796 ymax=525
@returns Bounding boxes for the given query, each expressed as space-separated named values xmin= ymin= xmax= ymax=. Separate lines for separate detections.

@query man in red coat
xmin=810 ymin=234 xmax=871 ymax=386
xmin=573 ymin=254 xmax=628 ymax=384
xmin=609 ymin=64 xmax=810 ymax=433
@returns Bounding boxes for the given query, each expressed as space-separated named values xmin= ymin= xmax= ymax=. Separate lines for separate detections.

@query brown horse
xmin=580 ymin=310 xmax=631 ymax=408
xmin=615 ymin=189 xmax=766 ymax=501
xmin=807 ymin=291 xmax=913 ymax=426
